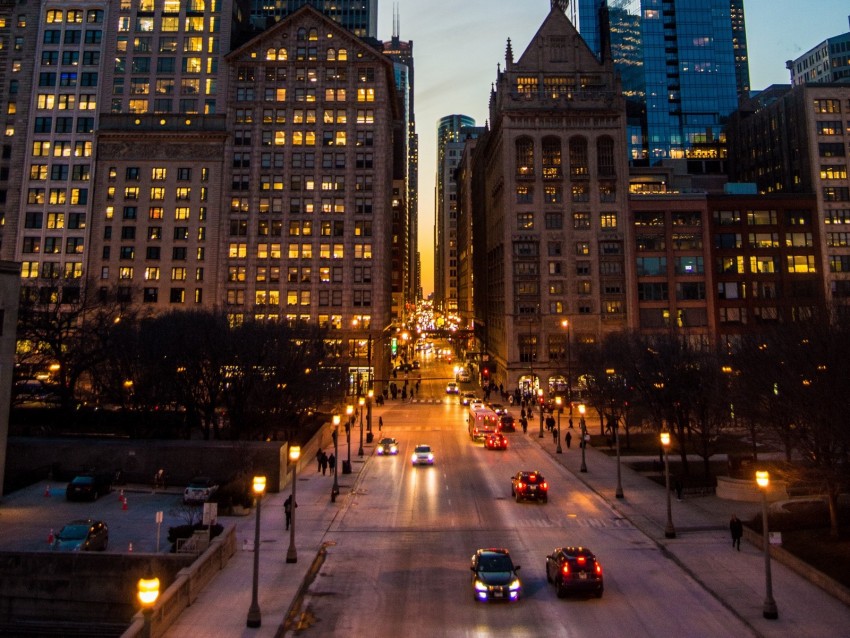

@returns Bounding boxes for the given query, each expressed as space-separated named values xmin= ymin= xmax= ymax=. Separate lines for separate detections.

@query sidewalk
xmin=161 ymin=437 xmax=366 ymax=638
xmin=530 ymin=430 xmax=850 ymax=637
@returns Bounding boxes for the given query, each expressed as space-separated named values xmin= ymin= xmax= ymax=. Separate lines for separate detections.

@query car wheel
xmin=546 ymin=566 xmax=552 ymax=583
xmin=515 ymin=492 xmax=522 ymax=503
xmin=556 ymin=579 xmax=567 ymax=599
xmin=595 ymin=589 xmax=603 ymax=599
xmin=541 ymin=495 xmax=548 ymax=504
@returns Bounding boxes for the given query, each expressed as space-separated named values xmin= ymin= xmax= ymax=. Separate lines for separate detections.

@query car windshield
xmin=71 ymin=476 xmax=93 ymax=485
xmin=479 ymin=554 xmax=513 ymax=572
xmin=189 ymin=478 xmax=211 ymax=488
xmin=380 ymin=438 xmax=394 ymax=445
xmin=58 ymin=525 xmax=89 ymax=540
xmin=415 ymin=446 xmax=431 ymax=453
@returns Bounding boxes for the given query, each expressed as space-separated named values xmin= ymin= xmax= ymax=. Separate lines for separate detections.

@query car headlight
xmin=390 ymin=446 xmax=397 ymax=453
xmin=427 ymin=453 xmax=434 ymax=461
xmin=474 ymin=580 xmax=488 ymax=592
xmin=377 ymin=448 xmax=384 ymax=454
xmin=411 ymin=454 xmax=417 ymax=462
xmin=509 ymin=578 xmax=521 ymax=591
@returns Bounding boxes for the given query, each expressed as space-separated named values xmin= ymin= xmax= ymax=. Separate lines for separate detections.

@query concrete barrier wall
xmin=716 ymin=476 xmax=789 ymax=502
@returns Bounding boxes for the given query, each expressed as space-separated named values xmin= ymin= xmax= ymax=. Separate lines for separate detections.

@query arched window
xmin=569 ymin=137 xmax=588 ymax=178
xmin=308 ymin=28 xmax=318 ymax=41
xmin=266 ymin=48 xmax=277 ymax=61
xmin=297 ymin=28 xmax=307 ymax=41
xmin=338 ymin=48 xmax=348 ymax=61
xmin=542 ymin=137 xmax=562 ymax=179
xmin=516 ymin=138 xmax=534 ymax=177
xmin=597 ymin=136 xmax=615 ymax=177
xmin=327 ymin=48 xmax=336 ymax=61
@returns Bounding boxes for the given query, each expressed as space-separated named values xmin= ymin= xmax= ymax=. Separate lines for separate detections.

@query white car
xmin=183 ymin=476 xmax=219 ymax=505
xmin=445 ymin=382 xmax=459 ymax=394
xmin=411 ymin=444 xmax=434 ymax=465
xmin=456 ymin=370 xmax=471 ymax=383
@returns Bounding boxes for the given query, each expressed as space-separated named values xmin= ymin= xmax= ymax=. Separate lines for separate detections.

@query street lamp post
xmin=286 ymin=448 xmax=300 ymax=564
xmin=357 ymin=395 xmax=365 ymax=457
xmin=578 ymin=404 xmax=588 ymax=472
xmin=343 ymin=404 xmax=353 ymax=473
xmin=366 ymin=389 xmax=373 ymax=434
xmin=137 ymin=575 xmax=159 ymax=638
xmin=614 ymin=418 xmax=624 ymax=499
xmin=537 ymin=388 xmax=544 ymax=438
xmin=756 ymin=471 xmax=779 ymax=619
xmin=555 ymin=396 xmax=563 ymax=453
xmin=246 ymin=475 xmax=266 ymax=627
xmin=331 ymin=415 xmax=340 ymax=502
xmin=660 ymin=432 xmax=676 ymax=538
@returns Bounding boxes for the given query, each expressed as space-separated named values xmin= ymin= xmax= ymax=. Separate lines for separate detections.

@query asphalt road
xmin=293 ymin=353 xmax=752 ymax=637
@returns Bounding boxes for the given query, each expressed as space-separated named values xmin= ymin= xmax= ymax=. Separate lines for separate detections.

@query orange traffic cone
xmin=122 ymin=496 xmax=128 ymax=510
xmin=44 ymin=485 xmax=51 ymax=497
xmin=48 ymin=528 xmax=54 ymax=544
xmin=128 ymin=542 xmax=133 ymax=552
xmin=118 ymin=488 xmax=124 ymax=501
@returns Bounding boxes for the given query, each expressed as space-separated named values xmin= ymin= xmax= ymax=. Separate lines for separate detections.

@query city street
xmin=293 ymin=352 xmax=747 ymax=636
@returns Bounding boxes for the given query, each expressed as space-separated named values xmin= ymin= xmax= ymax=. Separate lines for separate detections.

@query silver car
xmin=411 ymin=444 xmax=434 ymax=465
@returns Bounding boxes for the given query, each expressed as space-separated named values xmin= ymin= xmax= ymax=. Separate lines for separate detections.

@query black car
xmin=52 ymin=519 xmax=109 ymax=552
xmin=471 ymin=548 xmax=522 ymax=602
xmin=376 ymin=437 xmax=399 ymax=455
xmin=65 ymin=473 xmax=112 ymax=501
xmin=545 ymin=546 xmax=604 ymax=598
xmin=510 ymin=470 xmax=548 ymax=503
xmin=499 ymin=414 xmax=516 ymax=432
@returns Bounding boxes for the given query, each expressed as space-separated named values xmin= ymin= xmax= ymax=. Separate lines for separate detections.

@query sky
xmin=376 ymin=0 xmax=850 ymax=297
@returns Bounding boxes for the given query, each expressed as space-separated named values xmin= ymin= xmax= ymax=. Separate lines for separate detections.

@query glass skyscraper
xmin=250 ymin=0 xmax=378 ymax=38
xmin=577 ymin=0 xmax=746 ymax=165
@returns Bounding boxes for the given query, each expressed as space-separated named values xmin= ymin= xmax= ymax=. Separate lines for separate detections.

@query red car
xmin=485 ymin=432 xmax=508 ymax=450
xmin=510 ymin=470 xmax=548 ymax=503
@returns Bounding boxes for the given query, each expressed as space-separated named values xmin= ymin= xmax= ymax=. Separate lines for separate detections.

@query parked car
xmin=485 ymin=432 xmax=508 ymax=450
xmin=183 ymin=476 xmax=219 ymax=505
xmin=445 ymin=382 xmax=459 ymax=394
xmin=510 ymin=470 xmax=549 ymax=503
xmin=65 ymin=473 xmax=112 ymax=501
xmin=470 ymin=548 xmax=522 ymax=602
xmin=52 ymin=519 xmax=109 ymax=552
xmin=456 ymin=370 xmax=471 ymax=383
xmin=545 ymin=546 xmax=604 ymax=598
xmin=488 ymin=403 xmax=507 ymax=415
xmin=376 ymin=437 xmax=399 ymax=455
xmin=411 ymin=444 xmax=434 ymax=465
xmin=499 ymin=414 xmax=516 ymax=432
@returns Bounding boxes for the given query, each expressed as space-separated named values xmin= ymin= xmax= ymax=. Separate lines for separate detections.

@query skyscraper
xmin=576 ymin=0 xmax=746 ymax=166
xmin=250 ymin=0 xmax=378 ymax=38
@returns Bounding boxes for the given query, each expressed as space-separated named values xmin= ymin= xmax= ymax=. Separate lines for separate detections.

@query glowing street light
xmin=660 ymin=431 xmax=675 ymax=538
xmin=246 ymin=475 xmax=266 ymax=627
xmin=555 ymin=396 xmax=563 ymax=454
xmin=756 ymin=470 xmax=778 ymax=619
xmin=286 ymin=448 xmax=300 ymax=563
xmin=138 ymin=575 xmax=160 ymax=638
xmin=578 ymin=404 xmax=588 ymax=472
xmin=331 ymin=415 xmax=340 ymax=501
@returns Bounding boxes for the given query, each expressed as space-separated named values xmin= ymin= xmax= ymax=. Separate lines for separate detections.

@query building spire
xmin=505 ymin=38 xmax=514 ymax=67
xmin=551 ymin=0 xmax=569 ymax=13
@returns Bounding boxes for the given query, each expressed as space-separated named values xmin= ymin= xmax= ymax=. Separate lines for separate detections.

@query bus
xmin=468 ymin=405 xmax=500 ymax=442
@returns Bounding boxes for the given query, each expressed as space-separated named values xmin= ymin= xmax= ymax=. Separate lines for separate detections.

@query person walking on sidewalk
xmin=565 ymin=430 xmax=572 ymax=449
xmin=316 ymin=448 xmax=323 ymax=473
xmin=729 ymin=514 xmax=743 ymax=551
xmin=328 ymin=453 xmax=336 ymax=474
xmin=379 ymin=416 xmax=383 ymax=431
xmin=320 ymin=451 xmax=328 ymax=476
xmin=284 ymin=494 xmax=297 ymax=530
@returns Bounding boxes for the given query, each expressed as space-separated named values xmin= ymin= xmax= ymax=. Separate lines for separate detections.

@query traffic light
xmin=482 ymin=368 xmax=490 ymax=381
xmin=391 ymin=337 xmax=398 ymax=356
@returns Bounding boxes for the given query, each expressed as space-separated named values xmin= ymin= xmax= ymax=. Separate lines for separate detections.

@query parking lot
xmin=0 ymin=480 xmax=200 ymax=553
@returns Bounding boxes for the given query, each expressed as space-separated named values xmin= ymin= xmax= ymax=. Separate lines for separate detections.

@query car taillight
xmin=540 ymin=482 xmax=548 ymax=490
xmin=577 ymin=556 xmax=586 ymax=565
xmin=516 ymin=481 xmax=524 ymax=490
xmin=595 ymin=562 xmax=602 ymax=575
xmin=561 ymin=563 xmax=570 ymax=576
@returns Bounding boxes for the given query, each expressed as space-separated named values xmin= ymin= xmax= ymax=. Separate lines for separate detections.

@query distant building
xmin=468 ymin=5 xmax=630 ymax=393
xmin=435 ymin=114 xmax=475 ymax=315
xmin=249 ymin=0 xmax=378 ymax=38
xmin=727 ymin=83 xmax=850 ymax=310
xmin=787 ymin=17 xmax=850 ymax=86
xmin=576 ymin=0 xmax=745 ymax=167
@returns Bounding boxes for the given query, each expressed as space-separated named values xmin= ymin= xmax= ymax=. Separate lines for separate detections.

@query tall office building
xmin=250 ymin=0 xmax=378 ymax=39
xmin=435 ymin=114 xmax=475 ymax=314
xmin=576 ymin=0 xmax=745 ymax=166
xmin=468 ymin=5 xmax=630 ymax=392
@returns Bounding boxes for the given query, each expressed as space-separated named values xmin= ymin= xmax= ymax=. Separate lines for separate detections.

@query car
xmin=470 ymin=548 xmax=522 ymax=602
xmin=65 ymin=473 xmax=112 ymax=501
xmin=485 ymin=432 xmax=508 ymax=450
xmin=411 ymin=444 xmax=434 ymax=465
xmin=460 ymin=391 xmax=478 ymax=406
xmin=456 ymin=370 xmax=471 ymax=383
xmin=51 ymin=519 xmax=109 ymax=552
xmin=376 ymin=437 xmax=399 ymax=455
xmin=545 ymin=546 xmax=604 ymax=598
xmin=510 ymin=470 xmax=549 ymax=503
xmin=445 ymin=382 xmax=459 ymax=394
xmin=489 ymin=403 xmax=507 ymax=415
xmin=183 ymin=476 xmax=219 ymax=505
xmin=412 ymin=360 xmax=420 ymax=369
xmin=499 ymin=414 xmax=516 ymax=432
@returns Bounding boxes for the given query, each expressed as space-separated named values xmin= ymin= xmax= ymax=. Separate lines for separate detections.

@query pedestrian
xmin=379 ymin=416 xmax=383 ymax=431
xmin=328 ymin=453 xmax=336 ymax=473
xmin=730 ymin=514 xmax=743 ymax=551
xmin=521 ymin=417 xmax=528 ymax=433
xmin=320 ymin=451 xmax=328 ymax=476
xmin=552 ymin=426 xmax=558 ymax=443
xmin=566 ymin=431 xmax=572 ymax=449
xmin=316 ymin=448 xmax=323 ymax=473
xmin=674 ymin=478 xmax=683 ymax=501
xmin=284 ymin=494 xmax=297 ymax=530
